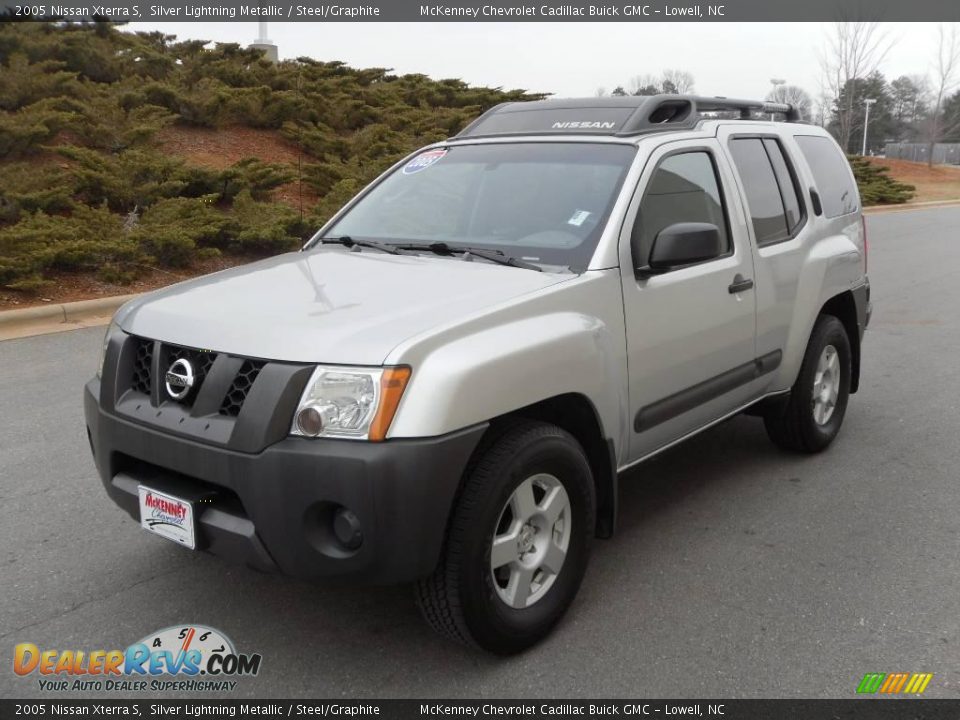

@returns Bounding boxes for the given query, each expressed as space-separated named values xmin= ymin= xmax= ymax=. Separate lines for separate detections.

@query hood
xmin=117 ymin=248 xmax=571 ymax=364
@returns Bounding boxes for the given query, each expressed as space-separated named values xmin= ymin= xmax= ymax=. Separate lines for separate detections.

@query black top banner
xmin=2 ymin=0 xmax=959 ymax=22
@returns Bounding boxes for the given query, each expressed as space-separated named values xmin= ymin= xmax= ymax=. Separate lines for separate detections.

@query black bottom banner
xmin=3 ymin=700 xmax=960 ymax=720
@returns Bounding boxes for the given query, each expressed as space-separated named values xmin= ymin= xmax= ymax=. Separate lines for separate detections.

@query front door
xmin=619 ymin=138 xmax=762 ymax=462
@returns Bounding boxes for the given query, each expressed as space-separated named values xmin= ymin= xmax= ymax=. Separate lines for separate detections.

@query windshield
xmin=323 ymin=142 xmax=636 ymax=270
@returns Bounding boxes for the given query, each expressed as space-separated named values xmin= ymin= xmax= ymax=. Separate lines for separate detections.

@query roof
xmin=456 ymin=95 xmax=800 ymax=140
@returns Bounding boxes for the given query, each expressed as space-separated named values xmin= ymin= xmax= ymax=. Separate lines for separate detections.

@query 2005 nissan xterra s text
xmin=86 ymin=95 xmax=871 ymax=654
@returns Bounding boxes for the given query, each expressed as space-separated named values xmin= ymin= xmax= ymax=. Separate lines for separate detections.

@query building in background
xmin=250 ymin=21 xmax=279 ymax=63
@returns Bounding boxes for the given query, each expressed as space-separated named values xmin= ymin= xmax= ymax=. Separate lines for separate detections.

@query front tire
xmin=764 ymin=314 xmax=852 ymax=453
xmin=415 ymin=420 xmax=595 ymax=654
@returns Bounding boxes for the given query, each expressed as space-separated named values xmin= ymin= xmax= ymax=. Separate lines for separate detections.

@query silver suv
xmin=85 ymin=95 xmax=870 ymax=654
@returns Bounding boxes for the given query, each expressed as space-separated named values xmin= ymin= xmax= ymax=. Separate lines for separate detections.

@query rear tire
xmin=415 ymin=420 xmax=595 ymax=654
xmin=763 ymin=314 xmax=851 ymax=453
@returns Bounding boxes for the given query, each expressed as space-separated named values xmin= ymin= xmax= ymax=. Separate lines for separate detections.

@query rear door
xmin=618 ymin=138 xmax=762 ymax=462
xmin=717 ymin=126 xmax=814 ymax=382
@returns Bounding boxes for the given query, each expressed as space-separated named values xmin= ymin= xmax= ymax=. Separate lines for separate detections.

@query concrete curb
xmin=0 ymin=293 xmax=140 ymax=340
xmin=863 ymin=199 xmax=960 ymax=214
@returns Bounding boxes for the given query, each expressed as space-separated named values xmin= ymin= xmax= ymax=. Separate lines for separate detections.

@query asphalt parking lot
xmin=1 ymin=206 xmax=959 ymax=699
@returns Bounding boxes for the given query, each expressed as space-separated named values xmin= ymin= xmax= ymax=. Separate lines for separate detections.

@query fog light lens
xmin=333 ymin=508 xmax=363 ymax=550
xmin=296 ymin=406 xmax=324 ymax=436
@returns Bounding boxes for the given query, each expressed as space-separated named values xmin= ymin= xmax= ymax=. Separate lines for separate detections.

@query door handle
xmin=728 ymin=274 xmax=754 ymax=294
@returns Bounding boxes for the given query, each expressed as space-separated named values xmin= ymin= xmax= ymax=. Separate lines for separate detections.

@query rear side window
xmin=633 ymin=151 xmax=730 ymax=263
xmin=763 ymin=139 xmax=803 ymax=233
xmin=794 ymin=135 xmax=859 ymax=218
xmin=729 ymin=138 xmax=790 ymax=245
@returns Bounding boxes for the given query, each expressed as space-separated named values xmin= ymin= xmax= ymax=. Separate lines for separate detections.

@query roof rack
xmin=456 ymin=94 xmax=801 ymax=140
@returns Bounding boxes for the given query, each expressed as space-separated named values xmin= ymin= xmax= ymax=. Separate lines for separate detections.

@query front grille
xmin=127 ymin=336 xmax=265 ymax=419
xmin=220 ymin=360 xmax=265 ymax=417
xmin=132 ymin=339 xmax=153 ymax=394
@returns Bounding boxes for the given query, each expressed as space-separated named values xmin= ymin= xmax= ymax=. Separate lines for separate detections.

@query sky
xmin=129 ymin=22 xmax=944 ymax=101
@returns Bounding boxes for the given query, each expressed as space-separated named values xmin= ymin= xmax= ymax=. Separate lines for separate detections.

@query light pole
xmin=769 ymin=78 xmax=785 ymax=119
xmin=862 ymin=98 xmax=877 ymax=156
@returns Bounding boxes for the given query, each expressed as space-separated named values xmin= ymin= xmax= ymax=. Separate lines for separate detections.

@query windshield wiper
xmin=397 ymin=242 xmax=543 ymax=272
xmin=316 ymin=236 xmax=404 ymax=256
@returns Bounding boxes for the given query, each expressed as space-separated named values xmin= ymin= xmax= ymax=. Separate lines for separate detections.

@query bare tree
xmin=766 ymin=84 xmax=814 ymax=122
xmin=627 ymin=73 xmax=661 ymax=96
xmin=814 ymin=89 xmax=832 ymax=127
xmin=662 ymin=69 xmax=696 ymax=94
xmin=925 ymin=23 xmax=960 ymax=166
xmin=625 ymin=70 xmax=696 ymax=96
xmin=595 ymin=87 xmax=608 ymax=97
xmin=820 ymin=22 xmax=893 ymax=151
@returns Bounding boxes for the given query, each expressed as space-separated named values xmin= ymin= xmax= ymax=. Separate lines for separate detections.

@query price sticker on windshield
xmin=403 ymin=148 xmax=448 ymax=175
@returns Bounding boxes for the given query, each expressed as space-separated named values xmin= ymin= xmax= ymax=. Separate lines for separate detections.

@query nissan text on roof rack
xmin=85 ymin=95 xmax=871 ymax=654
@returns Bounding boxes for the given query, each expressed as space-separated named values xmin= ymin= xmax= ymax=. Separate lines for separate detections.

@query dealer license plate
xmin=138 ymin=486 xmax=196 ymax=550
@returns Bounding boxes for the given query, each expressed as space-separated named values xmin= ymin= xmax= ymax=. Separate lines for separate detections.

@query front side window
xmin=324 ymin=142 xmax=636 ymax=270
xmin=632 ymin=151 xmax=730 ymax=264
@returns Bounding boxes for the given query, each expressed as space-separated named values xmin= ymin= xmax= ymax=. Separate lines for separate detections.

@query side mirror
xmin=645 ymin=222 xmax=724 ymax=272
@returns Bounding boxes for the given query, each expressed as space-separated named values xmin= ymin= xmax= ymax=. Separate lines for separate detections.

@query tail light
xmin=861 ymin=215 xmax=868 ymax=273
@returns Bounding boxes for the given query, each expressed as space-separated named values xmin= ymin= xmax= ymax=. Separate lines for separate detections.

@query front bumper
xmin=84 ymin=379 xmax=486 ymax=584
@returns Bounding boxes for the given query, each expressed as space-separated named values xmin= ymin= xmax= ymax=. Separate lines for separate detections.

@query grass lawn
xmin=866 ymin=157 xmax=960 ymax=205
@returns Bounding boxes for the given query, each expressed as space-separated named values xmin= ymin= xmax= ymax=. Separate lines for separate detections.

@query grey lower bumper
xmin=85 ymin=380 xmax=486 ymax=584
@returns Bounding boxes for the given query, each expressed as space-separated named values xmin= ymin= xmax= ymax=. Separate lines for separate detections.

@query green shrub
xmin=0 ymin=53 xmax=78 ymax=111
xmin=228 ymin=190 xmax=304 ymax=253
xmin=219 ymin=158 xmax=295 ymax=201
xmin=173 ymin=159 xmax=295 ymax=203
xmin=0 ymin=21 xmax=545 ymax=286
xmin=174 ymin=165 xmax=228 ymax=200
xmin=0 ymin=101 xmax=72 ymax=159
xmin=302 ymin=162 xmax=345 ymax=195
xmin=134 ymin=196 xmax=229 ymax=266
xmin=848 ymin=155 xmax=915 ymax=205
xmin=60 ymin=88 xmax=177 ymax=151
xmin=57 ymin=145 xmax=188 ymax=212
xmin=225 ymin=86 xmax=304 ymax=129
xmin=175 ymin=78 xmax=232 ymax=128
xmin=282 ymin=120 xmax=349 ymax=160
xmin=5 ymin=274 xmax=54 ymax=292
xmin=0 ymin=162 xmax=75 ymax=222
xmin=0 ymin=205 xmax=138 ymax=285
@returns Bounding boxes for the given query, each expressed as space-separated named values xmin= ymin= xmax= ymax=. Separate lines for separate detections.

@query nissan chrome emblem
xmin=164 ymin=358 xmax=195 ymax=400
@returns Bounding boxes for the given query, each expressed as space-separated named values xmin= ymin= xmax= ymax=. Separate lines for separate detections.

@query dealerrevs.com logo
xmin=13 ymin=625 xmax=262 ymax=693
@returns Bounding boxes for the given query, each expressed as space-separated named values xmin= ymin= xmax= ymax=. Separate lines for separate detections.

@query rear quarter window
xmin=794 ymin=135 xmax=859 ymax=218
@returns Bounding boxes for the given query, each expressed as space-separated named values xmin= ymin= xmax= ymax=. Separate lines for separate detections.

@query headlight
xmin=291 ymin=365 xmax=411 ymax=441
xmin=96 ymin=321 xmax=118 ymax=378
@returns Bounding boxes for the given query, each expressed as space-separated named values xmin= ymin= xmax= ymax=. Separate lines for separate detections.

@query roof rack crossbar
xmin=691 ymin=97 xmax=800 ymax=122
